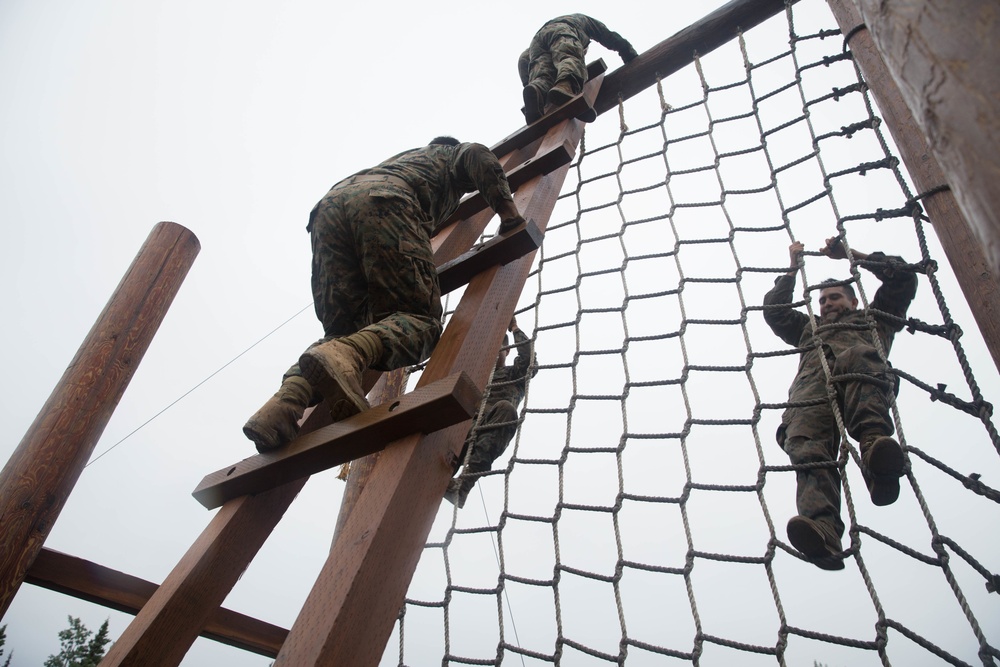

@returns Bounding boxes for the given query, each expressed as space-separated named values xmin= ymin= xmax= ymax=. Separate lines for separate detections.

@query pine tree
xmin=43 ymin=616 xmax=111 ymax=667
xmin=0 ymin=624 xmax=13 ymax=667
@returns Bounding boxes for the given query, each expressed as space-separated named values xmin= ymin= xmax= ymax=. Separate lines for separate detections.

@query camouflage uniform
xmin=459 ymin=327 xmax=537 ymax=488
xmin=287 ymin=142 xmax=515 ymax=376
xmin=763 ymin=253 xmax=917 ymax=542
xmin=518 ymin=14 xmax=637 ymax=104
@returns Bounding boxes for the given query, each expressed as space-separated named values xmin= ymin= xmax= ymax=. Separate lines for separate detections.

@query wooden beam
xmin=25 ymin=548 xmax=287 ymax=658
xmin=271 ymin=117 xmax=590 ymax=666
xmin=825 ymin=0 xmax=1000 ymax=372
xmin=437 ymin=219 xmax=543 ymax=294
xmin=192 ymin=372 xmax=480 ymax=509
xmin=593 ymin=0 xmax=797 ymax=115
xmin=101 ymin=372 xmax=371 ymax=666
xmin=0 ymin=222 xmax=199 ymax=618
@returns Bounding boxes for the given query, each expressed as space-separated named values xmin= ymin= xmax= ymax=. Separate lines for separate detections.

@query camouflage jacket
xmin=763 ymin=252 xmax=918 ymax=377
xmin=536 ymin=14 xmax=635 ymax=57
xmin=486 ymin=327 xmax=537 ymax=409
xmin=347 ymin=142 xmax=513 ymax=236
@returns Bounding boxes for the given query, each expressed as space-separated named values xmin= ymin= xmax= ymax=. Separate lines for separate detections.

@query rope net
xmin=388 ymin=2 xmax=999 ymax=665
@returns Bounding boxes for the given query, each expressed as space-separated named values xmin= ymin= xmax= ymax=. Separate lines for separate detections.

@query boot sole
xmin=865 ymin=438 xmax=904 ymax=506
xmin=299 ymin=350 xmax=369 ymax=422
xmin=787 ymin=517 xmax=845 ymax=571
xmin=243 ymin=420 xmax=284 ymax=453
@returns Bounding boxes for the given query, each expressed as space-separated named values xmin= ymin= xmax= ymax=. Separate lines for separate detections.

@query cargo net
xmin=390 ymin=3 xmax=1000 ymax=665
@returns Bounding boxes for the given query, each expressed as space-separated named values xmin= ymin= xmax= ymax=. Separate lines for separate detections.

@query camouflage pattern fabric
xmin=763 ymin=253 xmax=918 ymax=539
xmin=458 ymin=327 xmax=537 ymax=485
xmin=282 ymin=142 xmax=515 ymax=377
xmin=518 ymin=14 xmax=636 ymax=98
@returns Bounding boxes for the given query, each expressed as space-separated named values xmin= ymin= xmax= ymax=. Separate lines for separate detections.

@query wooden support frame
xmin=25 ymin=549 xmax=287 ymax=658
xmin=0 ymin=222 xmax=199 ymax=618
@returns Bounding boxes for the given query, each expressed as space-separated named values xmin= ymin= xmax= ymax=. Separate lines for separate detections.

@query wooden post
xmin=845 ymin=0 xmax=1000 ymax=308
xmin=826 ymin=0 xmax=1000 ymax=372
xmin=0 ymin=222 xmax=199 ymax=617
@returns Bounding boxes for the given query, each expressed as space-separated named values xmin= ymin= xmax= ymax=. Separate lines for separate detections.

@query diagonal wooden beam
xmin=25 ymin=548 xmax=287 ymax=658
xmin=192 ymin=372 xmax=480 ymax=510
xmin=593 ymin=0 xmax=797 ymax=115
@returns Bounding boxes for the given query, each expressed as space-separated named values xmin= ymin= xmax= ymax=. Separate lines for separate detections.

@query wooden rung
xmin=192 ymin=372 xmax=481 ymax=509
xmin=437 ymin=219 xmax=543 ymax=294
xmin=25 ymin=548 xmax=287 ymax=658
xmin=438 ymin=138 xmax=577 ymax=231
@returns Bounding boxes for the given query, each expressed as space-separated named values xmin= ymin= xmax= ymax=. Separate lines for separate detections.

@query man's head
xmin=818 ymin=279 xmax=858 ymax=320
xmin=429 ymin=136 xmax=460 ymax=146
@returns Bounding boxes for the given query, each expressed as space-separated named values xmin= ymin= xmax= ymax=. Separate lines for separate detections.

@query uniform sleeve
xmin=864 ymin=251 xmax=918 ymax=326
xmin=510 ymin=327 xmax=537 ymax=381
xmin=577 ymin=14 xmax=637 ymax=61
xmin=763 ymin=274 xmax=809 ymax=347
xmin=454 ymin=142 xmax=515 ymax=213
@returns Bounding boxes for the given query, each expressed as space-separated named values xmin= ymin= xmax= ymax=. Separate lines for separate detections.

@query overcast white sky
xmin=2 ymin=1 xmax=998 ymax=666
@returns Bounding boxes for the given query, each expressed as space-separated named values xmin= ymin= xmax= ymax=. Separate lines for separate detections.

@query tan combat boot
xmin=299 ymin=333 xmax=378 ymax=422
xmin=786 ymin=516 xmax=845 ymax=571
xmin=860 ymin=434 xmax=905 ymax=506
xmin=243 ymin=376 xmax=313 ymax=453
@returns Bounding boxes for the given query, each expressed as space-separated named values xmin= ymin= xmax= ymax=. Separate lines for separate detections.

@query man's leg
xmin=524 ymin=42 xmax=555 ymax=123
xmin=547 ymin=34 xmax=587 ymax=107
xmin=300 ymin=191 xmax=443 ymax=421
xmin=781 ymin=415 xmax=846 ymax=570
xmin=834 ymin=344 xmax=904 ymax=506
xmin=445 ymin=400 xmax=518 ymax=508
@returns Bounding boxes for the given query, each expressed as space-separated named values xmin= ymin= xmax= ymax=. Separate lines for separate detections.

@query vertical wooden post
xmin=826 ymin=0 xmax=1000 ymax=372
xmin=844 ymin=0 xmax=1000 ymax=301
xmin=0 ymin=222 xmax=199 ymax=617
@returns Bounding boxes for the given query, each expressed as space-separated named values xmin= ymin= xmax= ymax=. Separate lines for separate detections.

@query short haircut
xmin=819 ymin=278 xmax=856 ymax=300
xmin=429 ymin=136 xmax=460 ymax=146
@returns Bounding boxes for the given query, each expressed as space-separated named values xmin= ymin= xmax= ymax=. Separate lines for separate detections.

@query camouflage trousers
xmin=524 ymin=26 xmax=588 ymax=99
xmin=457 ymin=399 xmax=519 ymax=492
xmin=283 ymin=182 xmax=443 ymax=380
xmin=779 ymin=344 xmax=896 ymax=539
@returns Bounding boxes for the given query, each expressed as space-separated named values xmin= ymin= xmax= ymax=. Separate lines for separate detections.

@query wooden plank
xmin=437 ymin=218 xmax=543 ymax=294
xmin=0 ymin=222 xmax=200 ymax=618
xmin=593 ymin=0 xmax=798 ymax=114
xmin=192 ymin=372 xmax=481 ymax=510
xmin=272 ymin=117 xmax=588 ymax=666
xmin=25 ymin=548 xmax=287 ymax=658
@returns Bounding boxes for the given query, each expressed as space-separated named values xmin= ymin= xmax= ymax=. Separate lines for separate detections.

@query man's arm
xmin=821 ymin=238 xmax=918 ymax=321
xmin=455 ymin=143 xmax=525 ymax=233
xmin=763 ymin=242 xmax=809 ymax=347
xmin=578 ymin=14 xmax=638 ymax=62
xmin=508 ymin=317 xmax=537 ymax=381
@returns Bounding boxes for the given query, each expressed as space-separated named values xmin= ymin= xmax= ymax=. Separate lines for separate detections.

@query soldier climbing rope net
xmin=389 ymin=2 xmax=1000 ymax=666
